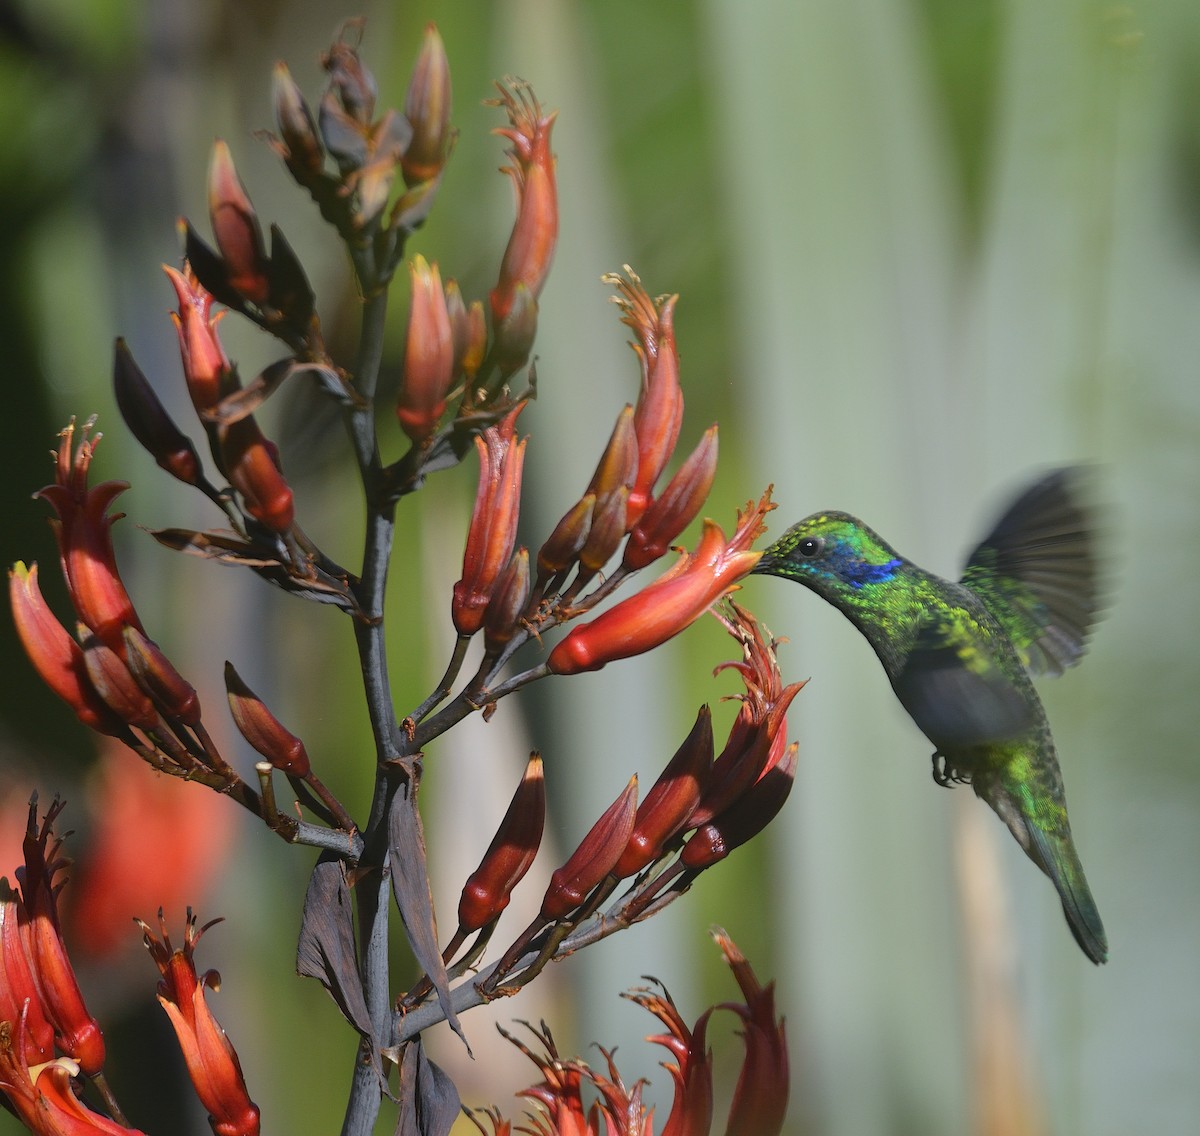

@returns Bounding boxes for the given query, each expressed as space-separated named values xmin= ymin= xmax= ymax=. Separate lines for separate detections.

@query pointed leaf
xmin=387 ymin=791 xmax=467 ymax=1049
xmin=296 ymin=856 xmax=373 ymax=1037
xmin=394 ymin=1039 xmax=461 ymax=1136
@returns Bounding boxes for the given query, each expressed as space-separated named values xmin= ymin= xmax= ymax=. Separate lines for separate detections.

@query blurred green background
xmin=1 ymin=0 xmax=1198 ymax=1133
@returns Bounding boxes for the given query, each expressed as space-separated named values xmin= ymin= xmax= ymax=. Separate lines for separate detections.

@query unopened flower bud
xmin=446 ymin=283 xmax=487 ymax=382
xmin=577 ymin=486 xmax=628 ymax=577
xmin=397 ymin=255 xmax=455 ymax=444
xmin=541 ymin=777 xmax=638 ymax=922
xmin=219 ymin=420 xmax=296 ymax=535
xmin=273 ymin=62 xmax=325 ymax=181
xmin=80 ymin=631 xmax=159 ymax=733
xmin=484 ymin=548 xmax=531 ymax=653
xmin=457 ymin=753 xmax=545 ymax=932
xmin=613 ymin=706 xmax=713 ymax=879
xmin=490 ymin=280 xmax=539 ymax=377
xmin=536 ymin=494 xmax=594 ymax=582
xmin=208 ymin=140 xmax=270 ymax=305
xmin=402 ymin=23 xmax=452 ymax=187
xmin=224 ymin=662 xmax=311 ymax=776
xmin=585 ymin=405 xmax=638 ymax=505
xmin=680 ymin=741 xmax=798 ymax=870
xmin=123 ymin=626 xmax=201 ymax=726
xmin=624 ymin=426 xmax=718 ymax=570
xmin=113 ymin=338 xmax=203 ymax=486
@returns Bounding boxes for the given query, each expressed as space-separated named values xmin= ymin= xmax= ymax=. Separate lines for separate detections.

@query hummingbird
xmin=752 ymin=468 xmax=1107 ymax=963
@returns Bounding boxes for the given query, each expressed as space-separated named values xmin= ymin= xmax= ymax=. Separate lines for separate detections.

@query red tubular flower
xmin=546 ymin=491 xmax=773 ymax=676
xmin=0 ymin=1022 xmax=147 ymax=1136
xmin=16 ymin=800 xmax=105 ymax=1077
xmin=112 ymin=338 xmax=203 ymax=486
xmin=452 ymin=405 xmax=527 ymax=635
xmin=0 ymin=892 xmax=56 ymax=1066
xmin=166 ymin=265 xmax=232 ymax=413
xmin=457 ymin=754 xmax=545 ymax=933
xmin=208 ymin=140 xmax=270 ymax=305
xmin=488 ymin=83 xmax=558 ymax=327
xmin=613 ymin=706 xmax=713 ymax=880
xmin=626 ymin=983 xmax=714 ymax=1136
xmin=224 ymin=662 xmax=310 ymax=776
xmin=624 ymin=426 xmax=718 ymax=570
xmin=689 ymin=603 xmax=804 ymax=827
xmin=397 ymin=255 xmax=455 ymax=443
xmin=712 ymin=929 xmax=789 ymax=1136
xmin=608 ymin=273 xmax=684 ymax=525
xmin=218 ymin=420 xmax=295 ymax=535
xmin=8 ymin=563 xmax=127 ymax=737
xmin=540 ymin=777 xmax=638 ymax=922
xmin=401 ymin=23 xmax=452 ymax=187
xmin=35 ymin=420 xmax=143 ymax=651
xmin=139 ymin=912 xmax=260 ymax=1136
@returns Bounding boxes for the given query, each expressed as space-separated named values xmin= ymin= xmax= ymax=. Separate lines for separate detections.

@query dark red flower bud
xmin=457 ymin=754 xmax=545 ymax=932
xmin=272 ymin=62 xmax=325 ymax=181
xmin=624 ymin=426 xmax=718 ymax=570
xmin=166 ymin=265 xmax=233 ymax=413
xmin=585 ymin=406 xmax=638 ymax=505
xmin=536 ymin=494 xmax=594 ymax=581
xmin=484 ymin=548 xmax=531 ymax=654
xmin=113 ymin=338 xmax=203 ymax=486
xmin=123 ymin=626 xmax=201 ymax=726
xmin=490 ymin=280 xmax=539 ymax=377
xmin=397 ymin=255 xmax=455 ymax=444
xmin=577 ymin=487 xmax=629 ymax=577
xmin=219 ymin=419 xmax=296 ymax=535
xmin=208 ymin=140 xmax=270 ymax=305
xmin=679 ymin=740 xmax=797 ymax=870
xmin=402 ymin=23 xmax=453 ymax=187
xmin=613 ymin=706 xmax=713 ymax=879
xmin=80 ymin=631 xmax=159 ymax=733
xmin=224 ymin=662 xmax=310 ymax=776
xmin=541 ymin=777 xmax=638 ymax=921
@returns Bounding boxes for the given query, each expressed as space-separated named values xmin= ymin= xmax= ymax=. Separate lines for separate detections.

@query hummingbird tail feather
xmin=1025 ymin=824 xmax=1108 ymax=964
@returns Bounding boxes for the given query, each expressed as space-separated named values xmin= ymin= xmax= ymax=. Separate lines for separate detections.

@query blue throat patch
xmin=844 ymin=556 xmax=902 ymax=588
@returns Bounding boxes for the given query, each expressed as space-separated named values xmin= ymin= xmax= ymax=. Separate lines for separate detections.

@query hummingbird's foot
xmin=931 ymin=751 xmax=971 ymax=788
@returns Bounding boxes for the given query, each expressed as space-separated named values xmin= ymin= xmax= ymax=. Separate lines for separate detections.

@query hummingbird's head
xmin=752 ymin=511 xmax=905 ymax=599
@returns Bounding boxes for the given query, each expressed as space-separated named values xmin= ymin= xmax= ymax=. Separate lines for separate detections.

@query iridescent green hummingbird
xmin=753 ymin=468 xmax=1107 ymax=963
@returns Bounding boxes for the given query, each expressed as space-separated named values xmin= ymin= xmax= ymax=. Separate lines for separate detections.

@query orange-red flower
xmin=608 ymin=273 xmax=684 ymax=526
xmin=397 ymin=255 xmax=455 ymax=443
xmin=16 ymin=800 xmax=105 ymax=1077
xmin=8 ymin=563 xmax=127 ymax=737
xmin=546 ymin=491 xmax=773 ymax=675
xmin=452 ymin=405 xmax=527 ymax=636
xmin=139 ymin=913 xmax=260 ymax=1136
xmin=489 ymin=83 xmax=557 ymax=327
xmin=34 ymin=421 xmax=143 ymax=652
xmin=217 ymin=422 xmax=295 ymax=535
xmin=166 ymin=265 xmax=232 ymax=413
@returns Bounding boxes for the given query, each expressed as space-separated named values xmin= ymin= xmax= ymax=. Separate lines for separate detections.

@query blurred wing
xmin=892 ymin=621 xmax=1036 ymax=749
xmin=960 ymin=467 xmax=1102 ymax=676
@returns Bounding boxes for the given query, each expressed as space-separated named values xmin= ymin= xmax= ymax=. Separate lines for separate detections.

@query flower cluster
xmin=4 ymin=23 xmax=796 ymax=1136
xmin=468 ymin=931 xmax=788 ymax=1136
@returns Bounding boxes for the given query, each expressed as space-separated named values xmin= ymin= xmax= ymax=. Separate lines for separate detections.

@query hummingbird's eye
xmin=798 ymin=537 xmax=824 ymax=558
